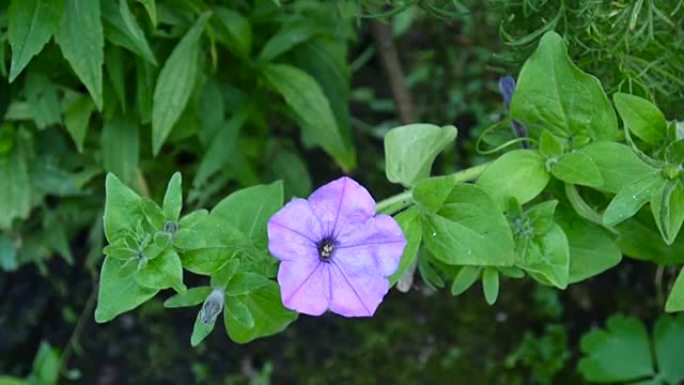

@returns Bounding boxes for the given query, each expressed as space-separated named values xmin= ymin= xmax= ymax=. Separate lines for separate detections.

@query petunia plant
xmin=95 ymin=30 xmax=684 ymax=347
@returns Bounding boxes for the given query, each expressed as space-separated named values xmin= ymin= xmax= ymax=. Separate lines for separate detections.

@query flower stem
xmin=376 ymin=162 xmax=491 ymax=215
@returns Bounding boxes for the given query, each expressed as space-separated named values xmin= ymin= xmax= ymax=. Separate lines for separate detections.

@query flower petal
xmin=328 ymin=261 xmax=389 ymax=317
xmin=267 ymin=198 xmax=322 ymax=262
xmin=308 ymin=177 xmax=375 ymax=237
xmin=278 ymin=259 xmax=330 ymax=316
xmin=336 ymin=214 xmax=407 ymax=276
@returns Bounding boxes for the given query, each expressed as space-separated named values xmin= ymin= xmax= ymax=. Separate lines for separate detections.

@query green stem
xmin=376 ymin=162 xmax=490 ymax=215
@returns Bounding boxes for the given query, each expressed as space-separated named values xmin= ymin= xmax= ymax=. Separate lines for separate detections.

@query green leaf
xmin=103 ymin=173 xmax=142 ymax=241
xmin=262 ymin=63 xmax=355 ymax=170
xmin=105 ymin=45 xmax=126 ymax=110
xmin=389 ymin=207 xmax=421 ymax=286
xmin=603 ymin=172 xmax=665 ymax=226
xmin=551 ymin=151 xmax=603 ymax=187
xmin=135 ymin=0 xmax=156 ymax=27
xmin=95 ymin=257 xmax=159 ymax=323
xmin=511 ymin=31 xmax=617 ymax=140
xmin=32 ymin=342 xmax=60 ymax=385
xmin=0 ymin=376 xmax=28 ymax=385
xmin=163 ymin=172 xmax=182 ymax=221
xmin=556 ymin=208 xmax=621 ymax=283
xmin=8 ymin=0 xmax=66 ymax=82
xmin=0 ymin=234 xmax=18 ymax=272
xmin=101 ymin=0 xmax=157 ymax=65
xmin=578 ymin=315 xmax=654 ymax=383
xmin=151 ymin=14 xmax=208 ymax=155
xmin=418 ymin=256 xmax=445 ymax=289
xmin=384 ymin=124 xmax=457 ymax=187
xmin=0 ymin=140 xmax=31 ymax=230
xmin=476 ymin=150 xmax=550 ymax=208
xmin=101 ymin=114 xmax=140 ymax=186
xmin=55 ymin=0 xmax=104 ymax=109
xmin=136 ymin=248 xmax=186 ymax=292
xmin=517 ymin=223 xmax=570 ymax=289
xmin=213 ymin=7 xmax=251 ymax=59
xmin=415 ymin=178 xmax=515 ymax=266
xmin=450 ymin=266 xmax=480 ymax=295
xmin=190 ymin=310 xmax=216 ymax=347
xmin=527 ymin=200 xmax=558 ymax=235
xmin=258 ymin=22 xmax=319 ymax=62
xmin=482 ymin=267 xmax=499 ymax=305
xmin=539 ymin=130 xmax=562 ymax=158
xmin=63 ymin=93 xmax=94 ymax=152
xmin=653 ymin=315 xmax=684 ymax=383
xmin=225 ymin=296 xmax=255 ymax=328
xmin=164 ymin=286 xmax=212 ymax=308
xmin=617 ymin=218 xmax=684 ymax=265
xmin=666 ymin=268 xmax=684 ymax=312
xmin=210 ymin=258 xmax=240 ymax=288
xmin=211 ymin=181 xmax=283 ymax=249
xmin=25 ymin=71 xmax=61 ymax=129
xmin=650 ymin=181 xmax=684 ymax=245
xmin=614 ymin=93 xmax=666 ymax=146
xmin=576 ymin=141 xmax=656 ymax=193
xmin=224 ymin=281 xmax=296 ymax=344
xmin=226 ymin=272 xmax=271 ymax=296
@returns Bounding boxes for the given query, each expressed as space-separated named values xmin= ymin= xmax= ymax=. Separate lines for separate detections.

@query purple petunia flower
xmin=267 ymin=177 xmax=407 ymax=317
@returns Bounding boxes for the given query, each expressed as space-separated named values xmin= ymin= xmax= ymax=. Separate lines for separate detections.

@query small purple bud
xmin=498 ymin=76 xmax=517 ymax=110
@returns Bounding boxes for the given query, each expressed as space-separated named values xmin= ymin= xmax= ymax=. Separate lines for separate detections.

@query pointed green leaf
xmin=653 ymin=315 xmax=684 ymax=384
xmin=190 ymin=311 xmax=216 ymax=347
xmin=450 ymin=266 xmax=480 ymax=296
xmin=603 ymin=172 xmax=665 ymax=226
xmin=63 ymin=93 xmax=94 ymax=152
xmin=55 ymin=0 xmax=104 ymax=109
xmin=225 ymin=296 xmax=255 ymax=328
xmin=517 ymin=223 xmax=570 ymax=289
xmin=136 ymin=0 xmax=157 ymax=27
xmin=511 ymin=31 xmax=618 ymax=140
xmin=32 ymin=342 xmax=60 ymax=385
xmin=651 ymin=181 xmax=684 ymax=245
xmin=262 ymin=63 xmax=355 ymax=170
xmin=0 ymin=138 xmax=31 ymax=230
xmin=389 ymin=207 xmax=422 ymax=286
xmin=152 ymin=14 xmax=208 ymax=155
xmin=384 ymin=124 xmax=457 ymax=187
xmin=163 ymin=172 xmax=182 ymax=221
xmin=213 ymin=7 xmax=251 ymax=58
xmin=136 ymin=249 xmax=186 ymax=292
xmin=614 ymin=93 xmax=666 ymax=146
xmin=482 ymin=267 xmax=499 ymax=305
xmin=95 ymin=257 xmax=158 ymax=323
xmin=226 ymin=273 xmax=271 ymax=296
xmin=576 ymin=141 xmax=656 ymax=193
xmin=164 ymin=286 xmax=212 ymax=308
xmin=101 ymin=114 xmax=140 ymax=186
xmin=8 ymin=0 xmax=66 ymax=82
xmin=258 ymin=22 xmax=319 ymax=62
xmin=102 ymin=0 xmax=157 ymax=65
xmin=103 ymin=173 xmax=142 ymax=241
xmin=551 ymin=151 xmax=603 ymax=187
xmin=666 ymin=268 xmax=684 ymax=312
xmin=539 ymin=130 xmax=563 ymax=158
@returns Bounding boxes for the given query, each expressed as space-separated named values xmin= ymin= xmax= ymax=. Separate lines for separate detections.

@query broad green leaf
xmin=651 ymin=181 xmax=684 ymax=245
xmin=105 ymin=45 xmax=126 ymax=110
xmin=101 ymin=0 xmax=157 ymax=65
xmin=164 ymin=286 xmax=211 ymax=308
xmin=539 ymin=130 xmax=562 ymax=157
xmin=225 ymin=296 xmax=255 ymax=329
xmin=63 ymin=93 xmax=94 ymax=152
xmin=578 ymin=316 xmax=654 ymax=383
xmin=190 ymin=311 xmax=216 ymax=347
xmin=262 ymin=63 xmax=355 ymax=170
xmin=25 ymin=71 xmax=61 ymax=129
xmin=103 ymin=173 xmax=142 ymax=241
xmin=617 ymin=218 xmax=684 ymax=265
xmin=95 ymin=257 xmax=159 ymax=323
xmin=213 ymin=7 xmax=251 ymax=58
xmin=384 ymin=124 xmax=457 ymax=187
xmin=101 ymin=114 xmax=140 ymax=186
xmin=551 ymin=151 xmax=603 ymax=187
xmin=224 ymin=281 xmax=296 ymax=344
xmin=482 ymin=267 xmax=499 ymax=305
xmin=163 ymin=172 xmax=182 ymax=221
xmin=517 ymin=224 xmax=570 ymax=289
xmin=8 ymin=0 xmax=66 ymax=82
xmin=389 ymin=207 xmax=421 ymax=286
xmin=416 ymin=179 xmax=515 ymax=266
xmin=226 ymin=272 xmax=271 ymax=296
xmin=614 ymin=93 xmax=666 ymax=146
xmin=136 ymin=59 xmax=155 ymax=124
xmin=665 ymin=140 xmax=684 ymax=165
xmin=476 ymin=150 xmax=549 ymax=208
xmin=55 ymin=0 xmax=104 ymax=109
xmin=211 ymin=181 xmax=283 ymax=249
xmin=450 ymin=266 xmax=480 ymax=296
xmin=666 ymin=268 xmax=684 ymax=312
xmin=653 ymin=315 xmax=684 ymax=383
xmin=151 ymin=14 xmax=208 ymax=155
xmin=603 ymin=172 xmax=665 ymax=227
xmin=31 ymin=342 xmax=60 ymax=385
xmin=511 ymin=31 xmax=618 ymax=140
xmin=556 ymin=208 xmax=621 ymax=283
xmin=576 ymin=141 xmax=656 ymax=193
xmin=136 ymin=249 xmax=185 ymax=292
xmin=258 ymin=22 xmax=319 ymax=62
xmin=0 ymin=140 xmax=31 ymax=230
xmin=210 ymin=259 xmax=240 ymax=288
xmin=527 ymin=200 xmax=557 ymax=235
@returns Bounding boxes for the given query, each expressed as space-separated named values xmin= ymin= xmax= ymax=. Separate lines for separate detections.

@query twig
xmin=370 ymin=20 xmax=417 ymax=124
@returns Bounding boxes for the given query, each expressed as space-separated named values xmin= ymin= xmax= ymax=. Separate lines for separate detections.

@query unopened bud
xmin=199 ymin=288 xmax=224 ymax=324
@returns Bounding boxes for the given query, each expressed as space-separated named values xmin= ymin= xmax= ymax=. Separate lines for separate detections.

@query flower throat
xmin=317 ymin=237 xmax=336 ymax=262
